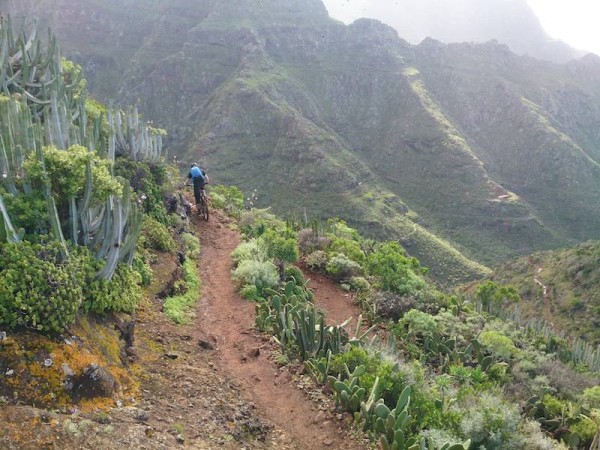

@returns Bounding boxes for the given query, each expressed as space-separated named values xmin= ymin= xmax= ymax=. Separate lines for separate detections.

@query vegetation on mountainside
xmin=2 ymin=7 xmax=599 ymax=449
xmin=17 ymin=0 xmax=600 ymax=286
xmin=231 ymin=207 xmax=600 ymax=450
xmin=482 ymin=241 xmax=600 ymax=345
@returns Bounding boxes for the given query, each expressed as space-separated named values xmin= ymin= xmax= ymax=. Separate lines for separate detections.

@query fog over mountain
xmin=323 ymin=0 xmax=583 ymax=63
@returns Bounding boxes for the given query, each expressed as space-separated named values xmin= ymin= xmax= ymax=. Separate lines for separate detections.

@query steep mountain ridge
xmin=6 ymin=0 xmax=600 ymax=283
xmin=341 ymin=0 xmax=583 ymax=63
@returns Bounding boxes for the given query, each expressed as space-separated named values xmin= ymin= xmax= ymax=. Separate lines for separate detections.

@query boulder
xmin=72 ymin=363 xmax=116 ymax=399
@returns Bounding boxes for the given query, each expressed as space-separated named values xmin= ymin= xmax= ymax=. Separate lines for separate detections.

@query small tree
xmin=262 ymin=228 xmax=299 ymax=282
xmin=475 ymin=281 xmax=519 ymax=313
xmin=367 ymin=241 xmax=426 ymax=295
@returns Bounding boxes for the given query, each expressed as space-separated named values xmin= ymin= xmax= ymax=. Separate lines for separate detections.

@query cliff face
xmin=6 ymin=0 xmax=600 ymax=283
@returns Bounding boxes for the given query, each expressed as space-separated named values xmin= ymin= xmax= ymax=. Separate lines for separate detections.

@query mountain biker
xmin=185 ymin=163 xmax=209 ymax=205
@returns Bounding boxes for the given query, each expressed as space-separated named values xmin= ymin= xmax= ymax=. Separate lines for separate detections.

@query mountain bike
xmin=184 ymin=184 xmax=209 ymax=221
xmin=197 ymin=188 xmax=209 ymax=221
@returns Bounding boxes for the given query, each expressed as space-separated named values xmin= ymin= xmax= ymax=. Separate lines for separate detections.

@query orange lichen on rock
xmin=0 ymin=315 xmax=140 ymax=410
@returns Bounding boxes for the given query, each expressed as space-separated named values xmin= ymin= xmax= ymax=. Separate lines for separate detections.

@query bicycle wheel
xmin=201 ymin=195 xmax=209 ymax=221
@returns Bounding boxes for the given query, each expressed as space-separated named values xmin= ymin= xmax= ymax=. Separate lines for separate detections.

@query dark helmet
xmin=190 ymin=163 xmax=198 ymax=168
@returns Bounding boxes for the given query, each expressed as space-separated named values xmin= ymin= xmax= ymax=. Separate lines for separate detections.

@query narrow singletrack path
xmin=192 ymin=210 xmax=367 ymax=450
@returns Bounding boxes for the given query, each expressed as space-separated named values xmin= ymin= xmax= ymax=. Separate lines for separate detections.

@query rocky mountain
xmin=6 ymin=0 xmax=600 ymax=284
xmin=337 ymin=0 xmax=583 ymax=63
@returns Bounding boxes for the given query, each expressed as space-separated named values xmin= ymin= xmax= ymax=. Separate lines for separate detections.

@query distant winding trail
xmin=192 ymin=210 xmax=367 ymax=450
xmin=533 ymin=266 xmax=548 ymax=299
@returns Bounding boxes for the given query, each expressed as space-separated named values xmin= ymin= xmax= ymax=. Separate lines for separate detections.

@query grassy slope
xmin=488 ymin=241 xmax=600 ymax=344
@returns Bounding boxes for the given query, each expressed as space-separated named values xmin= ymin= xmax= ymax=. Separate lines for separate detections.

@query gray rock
xmin=198 ymin=339 xmax=215 ymax=350
xmin=135 ymin=409 xmax=149 ymax=422
xmin=62 ymin=363 xmax=75 ymax=391
xmin=72 ymin=363 xmax=116 ymax=399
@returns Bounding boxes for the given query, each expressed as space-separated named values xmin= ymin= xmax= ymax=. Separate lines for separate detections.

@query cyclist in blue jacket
xmin=185 ymin=163 xmax=209 ymax=205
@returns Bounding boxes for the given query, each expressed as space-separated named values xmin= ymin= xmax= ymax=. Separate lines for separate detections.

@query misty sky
xmin=321 ymin=0 xmax=600 ymax=56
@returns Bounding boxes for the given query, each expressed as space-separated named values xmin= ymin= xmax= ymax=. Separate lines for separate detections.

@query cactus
xmin=0 ymin=20 xmax=152 ymax=279
xmin=305 ymin=349 xmax=333 ymax=384
xmin=0 ymin=193 xmax=20 ymax=242
xmin=108 ymin=106 xmax=165 ymax=163
xmin=328 ymin=364 xmax=368 ymax=412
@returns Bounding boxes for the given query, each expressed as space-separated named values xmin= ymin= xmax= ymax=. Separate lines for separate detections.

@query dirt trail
xmin=0 ymin=209 xmax=368 ymax=449
xmin=301 ymin=265 xmax=360 ymax=330
xmin=534 ymin=266 xmax=548 ymax=299
xmin=193 ymin=210 xmax=367 ymax=450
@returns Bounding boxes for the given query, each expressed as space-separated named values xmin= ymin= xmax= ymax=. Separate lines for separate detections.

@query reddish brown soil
xmin=302 ymin=266 xmax=359 ymax=328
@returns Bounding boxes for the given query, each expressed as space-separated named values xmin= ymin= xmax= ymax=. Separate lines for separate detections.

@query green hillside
xmin=8 ymin=0 xmax=600 ymax=284
xmin=486 ymin=241 xmax=600 ymax=344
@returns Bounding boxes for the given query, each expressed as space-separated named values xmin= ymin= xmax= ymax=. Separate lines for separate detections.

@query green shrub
xmin=1 ymin=190 xmax=47 ymax=238
xmin=419 ymin=429 xmax=463 ymax=449
xmin=475 ymin=281 xmax=519 ymax=312
xmin=231 ymin=239 xmax=267 ymax=266
xmin=305 ymin=250 xmax=329 ymax=272
xmin=327 ymin=235 xmax=365 ymax=265
xmin=239 ymin=284 xmax=264 ymax=302
xmin=327 ymin=219 xmax=360 ymax=240
xmin=582 ymin=386 xmax=600 ymax=409
xmin=399 ymin=309 xmax=438 ymax=335
xmin=480 ymin=330 xmax=517 ymax=360
xmin=570 ymin=414 xmax=599 ymax=446
xmin=84 ymin=263 xmax=142 ymax=314
xmin=516 ymin=421 xmax=569 ymax=450
xmin=541 ymin=394 xmax=568 ymax=418
xmin=455 ymin=393 xmax=521 ymax=449
xmin=0 ymin=240 xmax=87 ymax=333
xmin=140 ymin=216 xmax=176 ymax=252
xmin=326 ymin=253 xmax=363 ymax=281
xmin=181 ymin=232 xmax=200 ymax=259
xmin=24 ymin=145 xmax=122 ymax=204
xmin=367 ymin=242 xmax=426 ymax=295
xmin=163 ymin=258 xmax=201 ymax=324
xmin=132 ymin=254 xmax=153 ymax=286
xmin=232 ymin=259 xmax=279 ymax=290
xmin=207 ymin=185 xmax=244 ymax=217
xmin=349 ymin=276 xmax=370 ymax=292
xmin=263 ymin=228 xmax=299 ymax=280
xmin=284 ymin=265 xmax=305 ymax=284
xmin=239 ymin=208 xmax=286 ymax=237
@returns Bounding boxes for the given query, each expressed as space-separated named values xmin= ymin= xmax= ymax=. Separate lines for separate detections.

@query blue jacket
xmin=188 ymin=166 xmax=205 ymax=180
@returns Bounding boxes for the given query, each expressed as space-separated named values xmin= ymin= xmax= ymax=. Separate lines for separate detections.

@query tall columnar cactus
xmin=0 ymin=193 xmax=20 ymax=242
xmin=0 ymin=95 xmax=43 ymax=195
xmin=108 ymin=106 xmax=165 ymax=163
xmin=0 ymin=17 xmax=70 ymax=114
xmin=94 ymin=183 xmax=142 ymax=280
xmin=0 ymin=19 xmax=151 ymax=280
xmin=34 ymin=142 xmax=68 ymax=254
